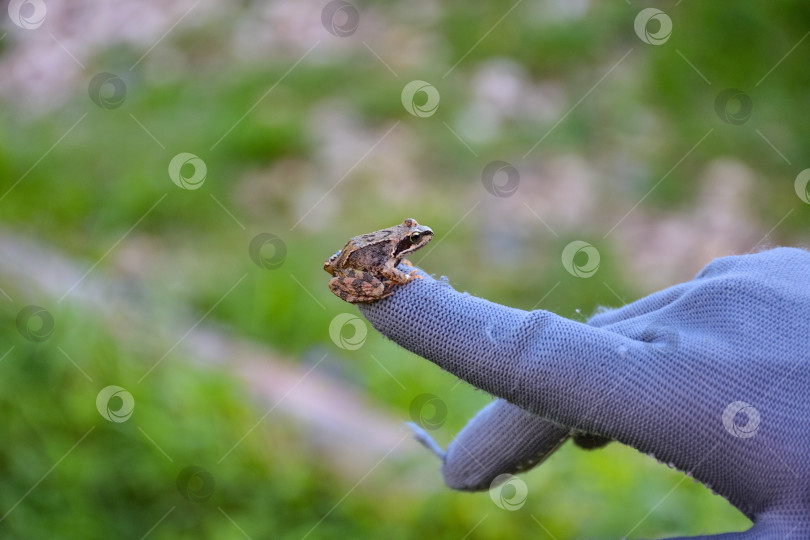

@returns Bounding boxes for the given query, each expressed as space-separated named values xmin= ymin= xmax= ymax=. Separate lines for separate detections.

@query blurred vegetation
xmin=2 ymin=0 xmax=809 ymax=538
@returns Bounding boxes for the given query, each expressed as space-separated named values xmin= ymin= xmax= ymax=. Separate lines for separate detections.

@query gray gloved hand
xmin=358 ymin=247 xmax=810 ymax=539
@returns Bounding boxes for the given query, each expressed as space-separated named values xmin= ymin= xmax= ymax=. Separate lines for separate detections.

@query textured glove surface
xmin=358 ymin=247 xmax=810 ymax=538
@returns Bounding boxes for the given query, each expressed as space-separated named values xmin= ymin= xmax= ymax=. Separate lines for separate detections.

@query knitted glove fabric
xmin=358 ymin=247 xmax=810 ymax=539
xmin=407 ymin=397 xmax=571 ymax=491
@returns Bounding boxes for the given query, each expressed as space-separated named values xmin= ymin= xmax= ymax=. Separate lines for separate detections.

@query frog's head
xmin=394 ymin=218 xmax=434 ymax=258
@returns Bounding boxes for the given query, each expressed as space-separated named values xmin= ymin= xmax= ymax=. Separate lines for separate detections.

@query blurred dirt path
xmin=0 ymin=229 xmax=433 ymax=483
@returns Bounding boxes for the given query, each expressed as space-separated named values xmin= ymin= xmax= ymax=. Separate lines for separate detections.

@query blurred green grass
xmin=3 ymin=0 xmax=809 ymax=537
xmin=0 ymin=293 xmax=749 ymax=539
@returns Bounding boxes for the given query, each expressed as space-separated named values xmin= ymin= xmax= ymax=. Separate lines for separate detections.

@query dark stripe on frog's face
xmin=393 ymin=229 xmax=433 ymax=258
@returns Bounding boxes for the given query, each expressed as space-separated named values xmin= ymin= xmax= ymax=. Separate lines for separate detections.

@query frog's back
xmin=344 ymin=241 xmax=387 ymax=271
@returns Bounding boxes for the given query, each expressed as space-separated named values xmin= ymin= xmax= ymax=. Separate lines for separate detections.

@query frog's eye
xmin=410 ymin=232 xmax=421 ymax=242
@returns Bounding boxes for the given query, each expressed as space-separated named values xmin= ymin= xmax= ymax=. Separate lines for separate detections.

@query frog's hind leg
xmin=323 ymin=250 xmax=342 ymax=275
xmin=328 ymin=269 xmax=386 ymax=303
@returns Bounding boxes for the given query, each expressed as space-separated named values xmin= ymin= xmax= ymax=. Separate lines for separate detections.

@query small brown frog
xmin=324 ymin=218 xmax=434 ymax=303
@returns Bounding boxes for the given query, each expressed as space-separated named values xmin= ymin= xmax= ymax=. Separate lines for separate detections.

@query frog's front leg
xmin=382 ymin=261 xmax=422 ymax=284
xmin=328 ymin=269 xmax=394 ymax=303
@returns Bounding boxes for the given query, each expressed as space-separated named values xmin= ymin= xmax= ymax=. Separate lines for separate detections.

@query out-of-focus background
xmin=0 ymin=1 xmax=808 ymax=538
